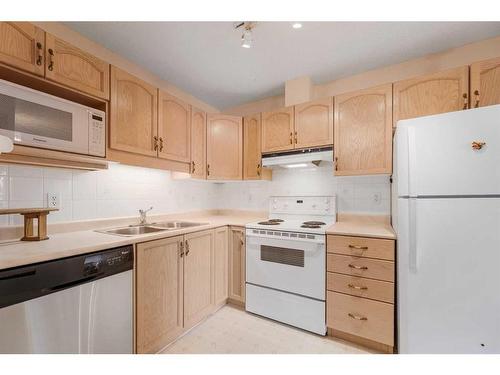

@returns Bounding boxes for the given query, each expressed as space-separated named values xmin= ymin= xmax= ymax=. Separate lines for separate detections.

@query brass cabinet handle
xmin=348 ymin=284 xmax=368 ymax=290
xmin=348 ymin=313 xmax=368 ymax=321
xmin=462 ymin=93 xmax=468 ymax=110
xmin=185 ymin=240 xmax=190 ymax=255
xmin=159 ymin=137 xmax=164 ymax=152
xmin=294 ymin=131 xmax=298 ymax=144
xmin=348 ymin=244 xmax=368 ymax=250
xmin=179 ymin=241 xmax=184 ymax=258
xmin=334 ymin=157 xmax=338 ymax=171
xmin=257 ymin=163 xmax=261 ymax=176
xmin=153 ymin=136 xmax=159 ymax=151
xmin=191 ymin=161 xmax=195 ymax=173
xmin=289 ymin=132 xmax=293 ymax=144
xmin=472 ymin=141 xmax=486 ymax=150
xmin=36 ymin=42 xmax=43 ymax=66
xmin=348 ymin=264 xmax=368 ymax=270
xmin=474 ymin=90 xmax=480 ymax=108
xmin=207 ymin=164 xmax=210 ymax=176
xmin=48 ymin=48 xmax=54 ymax=71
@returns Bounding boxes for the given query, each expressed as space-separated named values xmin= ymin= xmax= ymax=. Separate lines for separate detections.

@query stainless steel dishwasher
xmin=0 ymin=245 xmax=133 ymax=354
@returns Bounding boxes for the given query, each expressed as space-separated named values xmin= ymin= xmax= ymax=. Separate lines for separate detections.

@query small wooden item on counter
xmin=0 ymin=208 xmax=59 ymax=241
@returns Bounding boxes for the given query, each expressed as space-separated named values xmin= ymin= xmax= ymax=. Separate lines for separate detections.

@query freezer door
xmin=397 ymin=197 xmax=500 ymax=353
xmin=397 ymin=105 xmax=500 ymax=196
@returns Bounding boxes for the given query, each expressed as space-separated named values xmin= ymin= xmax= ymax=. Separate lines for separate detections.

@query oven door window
xmin=0 ymin=93 xmax=72 ymax=141
xmin=260 ymin=245 xmax=304 ymax=267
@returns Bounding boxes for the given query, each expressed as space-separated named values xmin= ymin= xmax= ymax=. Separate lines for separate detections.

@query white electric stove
xmin=245 ymin=196 xmax=336 ymax=335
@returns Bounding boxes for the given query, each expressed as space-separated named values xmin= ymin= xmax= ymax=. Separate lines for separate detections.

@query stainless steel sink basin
xmin=151 ymin=221 xmax=208 ymax=229
xmin=100 ymin=226 xmax=169 ymax=236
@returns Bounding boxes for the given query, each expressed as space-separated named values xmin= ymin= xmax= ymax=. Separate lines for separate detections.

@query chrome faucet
xmin=139 ymin=207 xmax=153 ymax=225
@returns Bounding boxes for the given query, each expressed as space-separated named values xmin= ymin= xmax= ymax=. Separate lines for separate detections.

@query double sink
xmin=99 ymin=221 xmax=208 ymax=237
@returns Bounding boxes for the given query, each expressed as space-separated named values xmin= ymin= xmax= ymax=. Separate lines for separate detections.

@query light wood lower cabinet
xmin=214 ymin=226 xmax=229 ymax=306
xmin=184 ymin=229 xmax=215 ymax=329
xmin=110 ymin=66 xmax=158 ymax=157
xmin=393 ymin=66 xmax=469 ymax=127
xmin=0 ymin=22 xmax=45 ymax=76
xmin=326 ymin=234 xmax=395 ymax=353
xmin=228 ymin=226 xmax=246 ymax=305
xmin=207 ymin=114 xmax=243 ymax=180
xmin=45 ymin=33 xmax=110 ymax=100
xmin=136 ymin=227 xmax=228 ymax=353
xmin=136 ymin=236 xmax=184 ymax=354
xmin=334 ymin=84 xmax=392 ymax=176
xmin=470 ymin=56 xmax=500 ymax=108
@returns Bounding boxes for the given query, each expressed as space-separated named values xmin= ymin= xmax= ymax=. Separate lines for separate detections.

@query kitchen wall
xmin=0 ymin=163 xmax=219 ymax=226
xmin=215 ymin=166 xmax=390 ymax=215
xmin=0 ymin=163 xmax=390 ymax=227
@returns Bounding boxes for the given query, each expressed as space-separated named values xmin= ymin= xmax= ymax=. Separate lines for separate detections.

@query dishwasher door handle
xmin=0 ymin=268 xmax=36 ymax=281
xmin=42 ymin=274 xmax=102 ymax=293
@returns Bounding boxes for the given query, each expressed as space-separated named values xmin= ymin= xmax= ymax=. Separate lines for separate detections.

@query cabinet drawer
xmin=327 ymin=272 xmax=394 ymax=303
xmin=327 ymin=291 xmax=394 ymax=346
xmin=327 ymin=254 xmax=394 ymax=282
xmin=327 ymin=235 xmax=394 ymax=261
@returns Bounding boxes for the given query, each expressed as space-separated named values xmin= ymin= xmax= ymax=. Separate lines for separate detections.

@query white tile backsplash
xmin=0 ymin=162 xmax=391 ymax=227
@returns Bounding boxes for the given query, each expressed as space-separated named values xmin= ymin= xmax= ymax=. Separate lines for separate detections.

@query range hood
xmin=262 ymin=147 xmax=333 ymax=169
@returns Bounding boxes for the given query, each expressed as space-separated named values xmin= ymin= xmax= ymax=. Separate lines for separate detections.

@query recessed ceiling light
xmin=292 ymin=22 xmax=302 ymax=29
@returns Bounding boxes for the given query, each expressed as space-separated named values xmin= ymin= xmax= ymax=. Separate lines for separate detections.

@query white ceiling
xmin=65 ymin=22 xmax=500 ymax=110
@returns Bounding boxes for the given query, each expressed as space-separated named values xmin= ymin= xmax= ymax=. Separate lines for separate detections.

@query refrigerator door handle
xmin=408 ymin=198 xmax=418 ymax=273
xmin=407 ymin=126 xmax=417 ymax=197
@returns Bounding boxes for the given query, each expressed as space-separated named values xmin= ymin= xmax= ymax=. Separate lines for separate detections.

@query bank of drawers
xmin=326 ymin=235 xmax=395 ymax=348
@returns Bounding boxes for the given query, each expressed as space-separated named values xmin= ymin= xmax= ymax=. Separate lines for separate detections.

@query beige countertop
xmin=0 ymin=212 xmax=265 ymax=270
xmin=326 ymin=214 xmax=396 ymax=240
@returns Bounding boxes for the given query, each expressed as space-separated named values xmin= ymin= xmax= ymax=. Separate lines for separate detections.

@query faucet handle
xmin=139 ymin=206 xmax=153 ymax=214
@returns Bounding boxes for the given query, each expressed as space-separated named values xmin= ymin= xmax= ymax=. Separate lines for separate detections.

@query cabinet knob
xmin=348 ymin=313 xmax=368 ymax=321
xmin=191 ymin=161 xmax=195 ymax=174
xmin=289 ymin=132 xmax=293 ymax=144
xmin=462 ymin=93 xmax=468 ymax=110
xmin=47 ymin=48 xmax=54 ymax=71
xmin=153 ymin=136 xmax=159 ymax=151
xmin=36 ymin=42 xmax=43 ymax=66
xmin=472 ymin=141 xmax=486 ymax=150
xmin=474 ymin=90 xmax=480 ymax=108
xmin=257 ymin=163 xmax=261 ymax=176
xmin=207 ymin=164 xmax=210 ymax=176
xmin=348 ymin=264 xmax=368 ymax=270
xmin=159 ymin=137 xmax=164 ymax=152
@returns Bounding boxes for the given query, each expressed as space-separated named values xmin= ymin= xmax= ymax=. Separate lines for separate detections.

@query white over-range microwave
xmin=0 ymin=79 xmax=105 ymax=157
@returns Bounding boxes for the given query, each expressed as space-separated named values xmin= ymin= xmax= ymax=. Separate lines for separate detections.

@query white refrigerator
xmin=393 ymin=105 xmax=500 ymax=354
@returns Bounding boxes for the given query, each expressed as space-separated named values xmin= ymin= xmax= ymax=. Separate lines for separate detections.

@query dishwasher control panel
xmin=83 ymin=246 xmax=133 ymax=276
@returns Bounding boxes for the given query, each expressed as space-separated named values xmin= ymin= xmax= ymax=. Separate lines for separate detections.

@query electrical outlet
xmin=373 ymin=192 xmax=381 ymax=204
xmin=47 ymin=192 xmax=61 ymax=209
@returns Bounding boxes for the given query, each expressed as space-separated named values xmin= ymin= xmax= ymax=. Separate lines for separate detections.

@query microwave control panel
xmin=88 ymin=112 xmax=106 ymax=157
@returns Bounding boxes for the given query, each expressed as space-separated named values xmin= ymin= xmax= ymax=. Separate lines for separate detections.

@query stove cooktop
xmin=246 ymin=219 xmax=333 ymax=234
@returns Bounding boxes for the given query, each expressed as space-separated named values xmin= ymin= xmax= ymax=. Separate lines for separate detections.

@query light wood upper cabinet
xmin=0 ymin=22 xmax=44 ymax=76
xmin=228 ymin=226 xmax=246 ymax=304
xmin=44 ymin=34 xmax=109 ymax=99
xmin=393 ymin=66 xmax=469 ymax=127
xmin=136 ymin=236 xmax=184 ymax=354
xmin=190 ymin=107 xmax=207 ymax=178
xmin=110 ymin=66 xmax=158 ymax=157
xmin=158 ymin=91 xmax=191 ymax=162
xmin=183 ymin=229 xmax=214 ymax=329
xmin=207 ymin=115 xmax=243 ymax=180
xmin=294 ymin=97 xmax=333 ymax=148
xmin=261 ymin=106 xmax=294 ymax=153
xmin=243 ymin=113 xmax=263 ymax=180
xmin=334 ymin=84 xmax=393 ymax=176
xmin=214 ymin=226 xmax=229 ymax=306
xmin=470 ymin=57 xmax=500 ymax=108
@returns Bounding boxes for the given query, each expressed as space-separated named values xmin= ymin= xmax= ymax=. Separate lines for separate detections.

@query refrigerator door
xmin=397 ymin=197 xmax=500 ymax=353
xmin=397 ymin=105 xmax=500 ymax=197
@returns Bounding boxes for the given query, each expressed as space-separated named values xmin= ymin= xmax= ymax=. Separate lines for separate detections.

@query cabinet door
xmin=158 ymin=91 xmax=191 ymax=162
xmin=228 ymin=227 xmax=246 ymax=304
xmin=214 ymin=227 xmax=229 ymax=306
xmin=393 ymin=66 xmax=469 ymax=127
xmin=44 ymin=34 xmax=109 ymax=99
xmin=294 ymin=97 xmax=333 ymax=148
xmin=470 ymin=57 xmax=500 ymax=108
xmin=184 ymin=229 xmax=214 ymax=329
xmin=334 ymin=84 xmax=393 ymax=175
xmin=243 ymin=113 xmax=263 ymax=180
xmin=0 ymin=22 xmax=44 ymax=76
xmin=110 ymin=66 xmax=158 ymax=157
xmin=261 ymin=106 xmax=294 ymax=153
xmin=190 ymin=107 xmax=206 ymax=178
xmin=136 ymin=236 xmax=184 ymax=354
xmin=206 ymin=115 xmax=243 ymax=180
